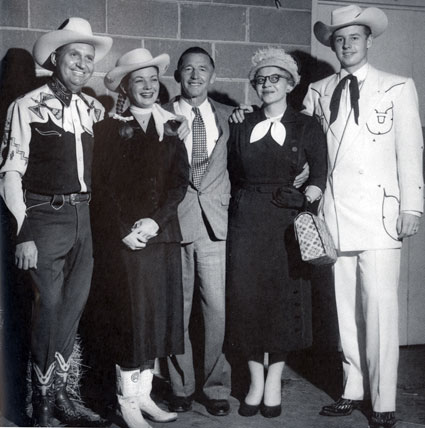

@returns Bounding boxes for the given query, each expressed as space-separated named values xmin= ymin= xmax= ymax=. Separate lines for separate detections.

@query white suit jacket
xmin=303 ymin=65 xmax=424 ymax=251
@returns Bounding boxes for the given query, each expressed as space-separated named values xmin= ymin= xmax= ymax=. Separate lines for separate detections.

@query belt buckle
xmin=69 ymin=193 xmax=77 ymax=205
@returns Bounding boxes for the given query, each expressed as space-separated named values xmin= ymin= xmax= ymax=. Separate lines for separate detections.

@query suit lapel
xmin=318 ymin=75 xmax=342 ymax=166
xmin=168 ymin=97 xmax=229 ymax=188
xmin=203 ymin=98 xmax=229 ymax=174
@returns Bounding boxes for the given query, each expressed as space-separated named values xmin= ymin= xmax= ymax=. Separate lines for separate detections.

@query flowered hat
xmin=249 ymin=47 xmax=300 ymax=86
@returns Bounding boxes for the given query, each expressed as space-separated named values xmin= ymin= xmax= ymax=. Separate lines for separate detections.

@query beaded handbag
xmin=294 ymin=211 xmax=337 ymax=265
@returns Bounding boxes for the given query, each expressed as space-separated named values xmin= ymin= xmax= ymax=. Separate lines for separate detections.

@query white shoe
xmin=138 ymin=369 xmax=178 ymax=423
xmin=116 ymin=365 xmax=152 ymax=428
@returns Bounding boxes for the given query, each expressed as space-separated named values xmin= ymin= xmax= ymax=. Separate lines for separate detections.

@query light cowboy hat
xmin=105 ymin=48 xmax=170 ymax=92
xmin=314 ymin=5 xmax=388 ymax=47
xmin=33 ymin=17 xmax=113 ymax=70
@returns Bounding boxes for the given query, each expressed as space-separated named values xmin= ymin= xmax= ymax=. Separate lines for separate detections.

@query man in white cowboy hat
xmin=302 ymin=5 xmax=423 ymax=428
xmin=0 ymin=17 xmax=112 ymax=426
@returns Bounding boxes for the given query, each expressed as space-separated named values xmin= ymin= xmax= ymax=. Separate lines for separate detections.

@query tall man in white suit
xmin=165 ymin=47 xmax=232 ymax=416
xmin=302 ymin=5 xmax=424 ymax=428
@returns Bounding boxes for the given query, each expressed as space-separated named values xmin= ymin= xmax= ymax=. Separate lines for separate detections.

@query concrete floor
xmin=1 ymin=347 xmax=424 ymax=428
xmin=143 ymin=347 xmax=425 ymax=428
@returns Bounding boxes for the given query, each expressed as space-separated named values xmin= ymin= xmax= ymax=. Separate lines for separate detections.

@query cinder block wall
xmin=0 ymin=0 xmax=312 ymax=110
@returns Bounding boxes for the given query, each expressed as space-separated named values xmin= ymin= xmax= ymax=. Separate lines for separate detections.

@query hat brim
xmin=248 ymin=60 xmax=300 ymax=86
xmin=314 ymin=7 xmax=388 ymax=46
xmin=33 ymin=29 xmax=113 ymax=70
xmin=104 ymin=54 xmax=170 ymax=92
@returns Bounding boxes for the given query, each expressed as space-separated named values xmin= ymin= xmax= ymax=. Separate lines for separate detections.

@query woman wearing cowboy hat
xmin=92 ymin=48 xmax=189 ymax=428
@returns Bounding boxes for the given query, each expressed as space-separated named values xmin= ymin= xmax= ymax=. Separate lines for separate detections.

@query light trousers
xmin=334 ymin=249 xmax=401 ymax=412
xmin=167 ymin=221 xmax=231 ymax=400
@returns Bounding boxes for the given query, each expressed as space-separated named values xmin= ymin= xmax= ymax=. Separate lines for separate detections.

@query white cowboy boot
xmin=138 ymin=369 xmax=177 ymax=422
xmin=116 ymin=365 xmax=151 ymax=428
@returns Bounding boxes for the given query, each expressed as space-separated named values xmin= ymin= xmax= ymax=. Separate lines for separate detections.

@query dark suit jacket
xmin=164 ymin=97 xmax=233 ymax=243
xmin=92 ymin=110 xmax=189 ymax=245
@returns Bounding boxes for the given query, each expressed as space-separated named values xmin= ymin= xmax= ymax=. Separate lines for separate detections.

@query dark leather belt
xmin=25 ymin=191 xmax=91 ymax=205
xmin=240 ymin=182 xmax=292 ymax=193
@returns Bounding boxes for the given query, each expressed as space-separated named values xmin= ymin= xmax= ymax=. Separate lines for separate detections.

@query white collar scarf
xmin=130 ymin=103 xmax=177 ymax=141
xmin=250 ymin=113 xmax=286 ymax=146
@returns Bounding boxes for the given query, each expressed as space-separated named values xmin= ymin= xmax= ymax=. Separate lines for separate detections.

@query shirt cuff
xmin=402 ymin=210 xmax=422 ymax=217
xmin=16 ymin=216 xmax=33 ymax=244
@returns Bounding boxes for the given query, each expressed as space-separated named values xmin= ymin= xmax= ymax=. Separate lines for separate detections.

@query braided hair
xmin=116 ymin=92 xmax=127 ymax=115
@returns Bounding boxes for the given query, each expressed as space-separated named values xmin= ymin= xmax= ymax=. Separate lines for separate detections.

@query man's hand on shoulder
xmin=229 ymin=104 xmax=254 ymax=124
xmin=15 ymin=241 xmax=38 ymax=270
xmin=176 ymin=116 xmax=190 ymax=140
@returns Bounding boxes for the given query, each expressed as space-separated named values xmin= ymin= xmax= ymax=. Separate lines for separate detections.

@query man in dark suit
xmin=165 ymin=47 xmax=233 ymax=416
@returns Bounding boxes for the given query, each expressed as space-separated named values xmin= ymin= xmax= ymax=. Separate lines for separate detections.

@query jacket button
xmin=292 ymin=147 xmax=298 ymax=152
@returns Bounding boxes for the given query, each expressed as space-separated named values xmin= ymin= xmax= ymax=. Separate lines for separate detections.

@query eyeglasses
xmin=251 ymin=74 xmax=290 ymax=86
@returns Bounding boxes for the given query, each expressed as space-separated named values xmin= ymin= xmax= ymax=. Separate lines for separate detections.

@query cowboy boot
xmin=138 ymin=369 xmax=177 ymax=422
xmin=54 ymin=352 xmax=108 ymax=427
xmin=31 ymin=361 xmax=55 ymax=427
xmin=116 ymin=365 xmax=151 ymax=428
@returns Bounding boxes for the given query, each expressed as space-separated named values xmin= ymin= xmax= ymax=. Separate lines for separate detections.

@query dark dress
xmin=92 ymin=111 xmax=189 ymax=367
xmin=226 ymin=106 xmax=327 ymax=357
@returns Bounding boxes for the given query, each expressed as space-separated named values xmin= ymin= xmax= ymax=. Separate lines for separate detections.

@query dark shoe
xmin=320 ymin=397 xmax=360 ymax=416
xmin=238 ymin=401 xmax=260 ymax=417
xmin=261 ymin=403 xmax=282 ymax=418
xmin=54 ymin=352 xmax=109 ymax=427
xmin=168 ymin=395 xmax=193 ymax=413
xmin=31 ymin=362 xmax=56 ymax=427
xmin=55 ymin=397 xmax=109 ymax=427
xmin=32 ymin=395 xmax=54 ymax=427
xmin=205 ymin=399 xmax=230 ymax=416
xmin=369 ymin=411 xmax=397 ymax=428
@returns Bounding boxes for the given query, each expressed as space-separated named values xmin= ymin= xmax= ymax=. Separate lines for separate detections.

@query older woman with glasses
xmin=226 ymin=47 xmax=327 ymax=418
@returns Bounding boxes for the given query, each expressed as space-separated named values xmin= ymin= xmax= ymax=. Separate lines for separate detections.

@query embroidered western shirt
xmin=0 ymin=77 xmax=105 ymax=241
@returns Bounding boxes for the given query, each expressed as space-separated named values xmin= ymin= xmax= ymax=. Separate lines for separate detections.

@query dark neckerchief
xmin=48 ymin=76 xmax=73 ymax=107
xmin=47 ymin=76 xmax=91 ymax=109
xmin=329 ymin=74 xmax=360 ymax=125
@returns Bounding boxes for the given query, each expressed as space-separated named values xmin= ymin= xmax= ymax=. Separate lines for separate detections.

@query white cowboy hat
xmin=104 ymin=48 xmax=170 ymax=92
xmin=33 ymin=17 xmax=113 ymax=70
xmin=314 ymin=5 xmax=388 ymax=47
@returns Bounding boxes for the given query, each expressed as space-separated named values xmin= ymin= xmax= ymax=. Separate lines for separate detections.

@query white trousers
xmin=334 ymin=249 xmax=401 ymax=412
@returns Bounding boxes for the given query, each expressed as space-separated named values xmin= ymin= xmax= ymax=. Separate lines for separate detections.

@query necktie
xmin=191 ymin=107 xmax=208 ymax=188
xmin=329 ymin=74 xmax=360 ymax=125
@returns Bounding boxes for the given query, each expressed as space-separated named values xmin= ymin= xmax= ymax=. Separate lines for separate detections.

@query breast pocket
xmin=366 ymin=102 xmax=393 ymax=135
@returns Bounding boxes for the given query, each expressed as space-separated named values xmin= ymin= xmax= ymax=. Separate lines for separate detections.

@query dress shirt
xmin=337 ymin=63 xmax=368 ymax=121
xmin=173 ymin=98 xmax=219 ymax=165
